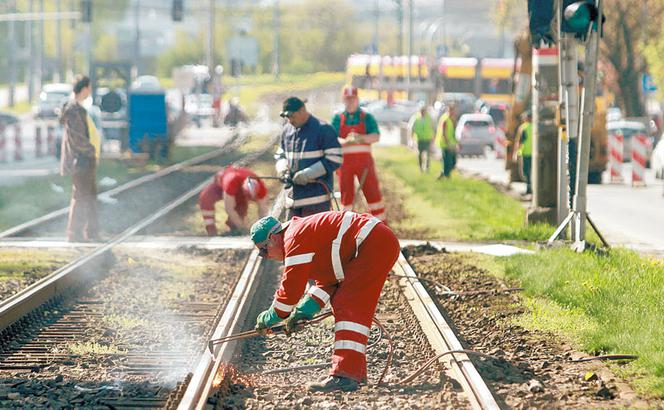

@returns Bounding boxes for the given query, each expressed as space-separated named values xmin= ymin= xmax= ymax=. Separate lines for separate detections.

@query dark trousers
xmin=287 ymin=201 xmax=331 ymax=220
xmin=417 ymin=140 xmax=431 ymax=172
xmin=441 ymin=148 xmax=456 ymax=177
xmin=67 ymin=161 xmax=99 ymax=241
xmin=522 ymin=155 xmax=532 ymax=194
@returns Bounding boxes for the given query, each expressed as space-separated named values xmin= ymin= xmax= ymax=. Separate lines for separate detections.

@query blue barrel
xmin=128 ymin=92 xmax=168 ymax=154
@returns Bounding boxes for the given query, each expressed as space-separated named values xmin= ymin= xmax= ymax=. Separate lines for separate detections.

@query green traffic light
xmin=564 ymin=2 xmax=596 ymax=31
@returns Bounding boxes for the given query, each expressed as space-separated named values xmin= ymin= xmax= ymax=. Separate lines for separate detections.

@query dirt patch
xmin=404 ymin=244 xmax=653 ymax=409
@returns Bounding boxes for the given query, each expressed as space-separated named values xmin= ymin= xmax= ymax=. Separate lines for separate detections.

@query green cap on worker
xmin=250 ymin=216 xmax=283 ymax=246
xmin=280 ymin=96 xmax=305 ymax=117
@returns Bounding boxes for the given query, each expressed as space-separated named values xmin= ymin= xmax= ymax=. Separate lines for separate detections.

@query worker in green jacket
xmin=436 ymin=104 xmax=458 ymax=179
xmin=409 ymin=105 xmax=435 ymax=173
xmin=513 ymin=111 xmax=533 ymax=194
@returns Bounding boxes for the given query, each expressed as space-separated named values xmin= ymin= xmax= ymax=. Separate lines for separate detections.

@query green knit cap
xmin=250 ymin=216 xmax=283 ymax=246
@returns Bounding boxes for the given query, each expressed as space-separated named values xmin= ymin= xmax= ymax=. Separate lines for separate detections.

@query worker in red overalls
xmin=198 ymin=166 xmax=269 ymax=235
xmin=250 ymin=211 xmax=401 ymax=392
xmin=331 ymin=86 xmax=386 ymax=222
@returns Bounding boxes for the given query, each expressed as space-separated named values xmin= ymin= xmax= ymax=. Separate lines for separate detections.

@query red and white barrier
xmin=13 ymin=124 xmax=23 ymax=161
xmin=609 ymin=132 xmax=623 ymax=183
xmin=495 ymin=133 xmax=507 ymax=159
xmin=631 ymin=133 xmax=648 ymax=186
xmin=0 ymin=124 xmax=6 ymax=163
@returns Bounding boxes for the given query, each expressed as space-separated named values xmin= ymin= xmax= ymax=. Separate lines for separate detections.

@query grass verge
xmin=474 ymin=248 xmax=664 ymax=397
xmin=0 ymin=146 xmax=216 ymax=231
xmin=373 ymin=145 xmax=551 ymax=241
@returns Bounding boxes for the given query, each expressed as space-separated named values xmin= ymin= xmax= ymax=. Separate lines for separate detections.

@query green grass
xmin=488 ymin=248 xmax=664 ymax=396
xmin=0 ymin=249 xmax=73 ymax=280
xmin=0 ymin=146 xmax=216 ymax=231
xmin=373 ymin=146 xmax=551 ymax=241
xmin=1 ymin=101 xmax=32 ymax=115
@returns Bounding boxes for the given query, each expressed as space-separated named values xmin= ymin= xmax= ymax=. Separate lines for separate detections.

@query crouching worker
xmin=199 ymin=166 xmax=269 ymax=235
xmin=250 ymin=211 xmax=401 ymax=392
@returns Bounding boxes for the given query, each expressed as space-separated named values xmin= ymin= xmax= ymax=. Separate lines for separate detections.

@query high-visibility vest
xmin=436 ymin=113 xmax=456 ymax=149
xmin=516 ymin=121 xmax=533 ymax=157
xmin=412 ymin=113 xmax=434 ymax=143
xmin=86 ymin=114 xmax=101 ymax=161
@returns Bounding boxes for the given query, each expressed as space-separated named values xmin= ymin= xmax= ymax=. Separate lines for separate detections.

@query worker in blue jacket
xmin=275 ymin=97 xmax=343 ymax=218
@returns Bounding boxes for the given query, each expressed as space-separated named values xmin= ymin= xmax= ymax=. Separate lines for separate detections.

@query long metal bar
xmin=0 ymin=144 xmax=230 ymax=239
xmin=394 ymin=253 xmax=499 ymax=410
xmin=177 ymin=250 xmax=264 ymax=410
xmin=0 ymin=178 xmax=212 ymax=332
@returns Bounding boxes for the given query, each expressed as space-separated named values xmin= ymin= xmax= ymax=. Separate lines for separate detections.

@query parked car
xmin=364 ymin=100 xmax=419 ymax=125
xmin=0 ymin=111 xmax=19 ymax=128
xmin=455 ymin=113 xmax=503 ymax=156
xmin=652 ymin=138 xmax=664 ymax=179
xmin=33 ymin=83 xmax=73 ymax=119
xmin=606 ymin=120 xmax=653 ymax=164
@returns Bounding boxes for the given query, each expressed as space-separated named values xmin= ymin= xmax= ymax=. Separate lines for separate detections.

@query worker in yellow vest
xmin=436 ymin=104 xmax=458 ymax=179
xmin=409 ymin=105 xmax=435 ymax=173
xmin=513 ymin=111 xmax=533 ymax=195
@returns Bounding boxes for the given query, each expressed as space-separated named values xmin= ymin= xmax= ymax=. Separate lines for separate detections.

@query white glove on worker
xmin=292 ymin=161 xmax=327 ymax=185
xmin=275 ymin=158 xmax=290 ymax=178
xmin=346 ymin=131 xmax=363 ymax=144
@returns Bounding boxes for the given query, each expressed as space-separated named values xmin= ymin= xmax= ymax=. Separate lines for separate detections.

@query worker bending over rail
xmin=250 ymin=211 xmax=400 ymax=392
xmin=198 ymin=166 xmax=269 ymax=235
xmin=331 ymin=86 xmax=386 ymax=221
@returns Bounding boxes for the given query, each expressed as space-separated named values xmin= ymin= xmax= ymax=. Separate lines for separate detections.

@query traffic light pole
xmin=548 ymin=0 xmax=609 ymax=251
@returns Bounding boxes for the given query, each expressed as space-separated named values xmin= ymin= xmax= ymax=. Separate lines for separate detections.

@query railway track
xmin=0 ymin=137 xmax=500 ymax=409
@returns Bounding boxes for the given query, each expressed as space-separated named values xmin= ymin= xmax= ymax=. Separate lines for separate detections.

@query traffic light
xmin=80 ymin=0 xmax=92 ymax=23
xmin=527 ymin=0 xmax=555 ymax=48
xmin=172 ymin=0 xmax=184 ymax=22
xmin=562 ymin=0 xmax=600 ymax=40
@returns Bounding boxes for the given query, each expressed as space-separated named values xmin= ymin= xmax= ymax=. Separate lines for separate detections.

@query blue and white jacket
xmin=276 ymin=115 xmax=342 ymax=209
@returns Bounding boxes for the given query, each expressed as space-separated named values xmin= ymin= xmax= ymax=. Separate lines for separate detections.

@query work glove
xmin=276 ymin=158 xmax=290 ymax=178
xmin=292 ymin=161 xmax=327 ymax=185
xmin=255 ymin=307 xmax=283 ymax=336
xmin=285 ymin=295 xmax=322 ymax=333
xmin=347 ymin=131 xmax=363 ymax=144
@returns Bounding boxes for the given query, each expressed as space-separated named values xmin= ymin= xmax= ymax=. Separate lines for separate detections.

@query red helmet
xmin=242 ymin=177 xmax=259 ymax=200
xmin=342 ymin=86 xmax=358 ymax=98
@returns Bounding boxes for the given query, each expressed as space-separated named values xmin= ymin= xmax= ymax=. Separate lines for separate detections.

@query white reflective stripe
xmin=342 ymin=145 xmax=372 ymax=154
xmin=326 ymin=154 xmax=343 ymax=164
xmin=335 ymin=321 xmax=370 ymax=337
xmin=367 ymin=201 xmax=384 ymax=210
xmin=284 ymin=252 xmax=315 ymax=267
xmin=331 ymin=212 xmax=355 ymax=282
xmin=355 ymin=217 xmax=381 ymax=257
xmin=286 ymin=150 xmax=323 ymax=160
xmin=307 ymin=286 xmax=330 ymax=304
xmin=203 ymin=220 xmax=216 ymax=226
xmin=200 ymin=210 xmax=216 ymax=216
xmin=292 ymin=194 xmax=330 ymax=208
xmin=324 ymin=147 xmax=343 ymax=155
xmin=334 ymin=340 xmax=366 ymax=354
xmin=272 ymin=300 xmax=295 ymax=313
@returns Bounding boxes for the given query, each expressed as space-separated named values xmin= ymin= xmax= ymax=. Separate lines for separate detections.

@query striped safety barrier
xmin=35 ymin=125 xmax=43 ymax=158
xmin=631 ymin=133 xmax=648 ymax=186
xmin=609 ymin=132 xmax=623 ymax=183
xmin=0 ymin=124 xmax=6 ymax=163
xmin=495 ymin=133 xmax=507 ymax=159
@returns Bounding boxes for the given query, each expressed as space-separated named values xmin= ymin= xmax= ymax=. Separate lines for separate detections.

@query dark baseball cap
xmin=280 ymin=97 xmax=306 ymax=117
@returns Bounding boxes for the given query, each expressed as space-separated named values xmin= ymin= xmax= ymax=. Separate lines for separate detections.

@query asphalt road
xmin=457 ymin=155 xmax=664 ymax=256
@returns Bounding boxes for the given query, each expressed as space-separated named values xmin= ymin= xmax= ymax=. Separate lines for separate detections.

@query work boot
xmin=307 ymin=375 xmax=359 ymax=393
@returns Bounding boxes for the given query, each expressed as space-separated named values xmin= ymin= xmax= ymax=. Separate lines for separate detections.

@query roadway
xmin=457 ymin=155 xmax=664 ymax=256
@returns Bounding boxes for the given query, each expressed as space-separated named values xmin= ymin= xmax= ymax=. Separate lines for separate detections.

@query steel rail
xmin=0 ymin=142 xmax=232 ymax=239
xmin=177 ymin=249 xmax=264 ymax=410
xmin=0 ymin=178 xmax=212 ymax=332
xmin=393 ymin=252 xmax=499 ymax=410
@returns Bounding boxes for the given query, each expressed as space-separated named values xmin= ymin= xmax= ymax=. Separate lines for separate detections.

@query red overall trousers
xmin=336 ymin=112 xmax=386 ymax=221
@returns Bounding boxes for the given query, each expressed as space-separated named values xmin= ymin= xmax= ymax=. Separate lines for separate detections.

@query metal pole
xmin=273 ymin=0 xmax=280 ymax=79
xmin=556 ymin=0 xmax=568 ymax=227
xmin=56 ymin=0 xmax=63 ymax=81
xmin=39 ymin=0 xmax=44 ymax=83
xmin=373 ymin=0 xmax=379 ymax=54
xmin=8 ymin=0 xmax=16 ymax=108
xmin=572 ymin=0 xmax=603 ymax=251
xmin=208 ymin=0 xmax=215 ymax=75
xmin=397 ymin=0 xmax=403 ymax=56
xmin=407 ymin=0 xmax=414 ymax=100
xmin=27 ymin=0 xmax=34 ymax=102
xmin=133 ymin=0 xmax=140 ymax=77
